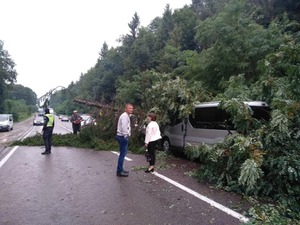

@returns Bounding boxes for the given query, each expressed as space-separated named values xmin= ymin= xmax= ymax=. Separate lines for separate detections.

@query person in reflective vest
xmin=41 ymin=108 xmax=55 ymax=155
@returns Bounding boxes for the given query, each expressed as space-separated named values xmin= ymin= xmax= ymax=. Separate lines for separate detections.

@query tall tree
xmin=192 ymin=0 xmax=287 ymax=93
xmin=156 ymin=4 xmax=174 ymax=49
xmin=98 ymin=42 xmax=108 ymax=60
xmin=128 ymin=12 xmax=140 ymax=40
xmin=0 ymin=40 xmax=17 ymax=113
xmin=168 ymin=6 xmax=199 ymax=51
xmin=191 ymin=0 xmax=230 ymax=20
xmin=120 ymin=12 xmax=140 ymax=48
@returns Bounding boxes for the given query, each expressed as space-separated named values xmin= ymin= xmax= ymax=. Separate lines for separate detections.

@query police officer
xmin=41 ymin=108 xmax=55 ymax=155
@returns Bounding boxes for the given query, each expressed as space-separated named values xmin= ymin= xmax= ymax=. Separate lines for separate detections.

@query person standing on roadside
xmin=70 ymin=110 xmax=83 ymax=134
xmin=41 ymin=108 xmax=55 ymax=155
xmin=116 ymin=103 xmax=134 ymax=177
xmin=144 ymin=112 xmax=161 ymax=173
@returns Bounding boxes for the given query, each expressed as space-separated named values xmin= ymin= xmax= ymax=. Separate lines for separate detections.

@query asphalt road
xmin=0 ymin=117 xmax=250 ymax=225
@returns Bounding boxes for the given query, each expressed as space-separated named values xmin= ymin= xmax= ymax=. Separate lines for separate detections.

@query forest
xmin=1 ymin=0 xmax=300 ymax=223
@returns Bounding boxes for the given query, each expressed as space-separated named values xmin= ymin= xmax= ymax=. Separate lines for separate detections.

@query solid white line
xmin=0 ymin=146 xmax=19 ymax=168
xmin=111 ymin=151 xmax=133 ymax=161
xmin=153 ymin=171 xmax=249 ymax=223
xmin=109 ymin=151 xmax=248 ymax=222
xmin=57 ymin=123 xmax=73 ymax=133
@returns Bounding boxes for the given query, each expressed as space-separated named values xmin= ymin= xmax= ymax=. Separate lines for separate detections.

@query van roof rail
xmin=194 ymin=101 xmax=269 ymax=108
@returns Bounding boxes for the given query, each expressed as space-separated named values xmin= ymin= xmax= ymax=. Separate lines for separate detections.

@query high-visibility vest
xmin=45 ymin=114 xmax=54 ymax=127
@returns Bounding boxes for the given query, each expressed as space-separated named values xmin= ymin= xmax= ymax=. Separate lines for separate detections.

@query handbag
xmin=145 ymin=150 xmax=151 ymax=162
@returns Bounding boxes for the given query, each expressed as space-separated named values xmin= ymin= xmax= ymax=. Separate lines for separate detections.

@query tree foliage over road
xmin=2 ymin=0 xmax=300 ymax=223
xmin=50 ymin=1 xmax=300 ymax=223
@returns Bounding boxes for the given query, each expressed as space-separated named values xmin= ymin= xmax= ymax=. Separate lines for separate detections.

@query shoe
xmin=41 ymin=151 xmax=51 ymax=155
xmin=122 ymin=170 xmax=129 ymax=174
xmin=116 ymin=171 xmax=129 ymax=177
xmin=145 ymin=168 xmax=155 ymax=173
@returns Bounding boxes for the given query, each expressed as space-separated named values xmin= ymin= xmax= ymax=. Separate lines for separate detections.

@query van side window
xmin=250 ymin=106 xmax=270 ymax=121
xmin=189 ymin=107 xmax=234 ymax=130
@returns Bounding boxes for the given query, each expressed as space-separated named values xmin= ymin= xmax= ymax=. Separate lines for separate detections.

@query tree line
xmin=0 ymin=41 xmax=37 ymax=120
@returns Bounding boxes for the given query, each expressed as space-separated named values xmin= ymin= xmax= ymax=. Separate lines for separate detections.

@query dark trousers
xmin=43 ymin=127 xmax=53 ymax=152
xmin=148 ymin=140 xmax=159 ymax=166
xmin=72 ymin=123 xmax=81 ymax=134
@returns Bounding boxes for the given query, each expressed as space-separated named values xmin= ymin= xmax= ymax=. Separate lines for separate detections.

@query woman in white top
xmin=144 ymin=112 xmax=162 ymax=173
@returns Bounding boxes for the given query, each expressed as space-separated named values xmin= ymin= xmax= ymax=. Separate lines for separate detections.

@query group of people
xmin=41 ymin=103 xmax=162 ymax=179
xmin=116 ymin=103 xmax=161 ymax=177
xmin=41 ymin=110 xmax=84 ymax=155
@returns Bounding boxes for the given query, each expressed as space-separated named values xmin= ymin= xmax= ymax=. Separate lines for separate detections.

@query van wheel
xmin=162 ymin=138 xmax=171 ymax=153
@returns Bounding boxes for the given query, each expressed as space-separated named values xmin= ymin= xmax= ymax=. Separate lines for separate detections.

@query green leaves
xmin=0 ymin=40 xmax=18 ymax=113
xmin=238 ymin=159 xmax=263 ymax=191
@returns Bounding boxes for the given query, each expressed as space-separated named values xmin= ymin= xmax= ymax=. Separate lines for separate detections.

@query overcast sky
xmin=0 ymin=0 xmax=191 ymax=98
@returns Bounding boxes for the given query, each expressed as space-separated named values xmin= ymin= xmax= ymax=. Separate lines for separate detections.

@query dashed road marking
xmin=111 ymin=151 xmax=133 ymax=161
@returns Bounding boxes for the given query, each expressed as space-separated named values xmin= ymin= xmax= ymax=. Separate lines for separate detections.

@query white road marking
xmin=57 ymin=123 xmax=73 ymax=133
xmin=1 ymin=144 xmax=248 ymax=223
xmin=111 ymin=151 xmax=133 ymax=161
xmin=109 ymin=151 xmax=248 ymax=222
xmin=153 ymin=171 xmax=249 ymax=223
xmin=0 ymin=146 xmax=19 ymax=168
xmin=21 ymin=126 xmax=35 ymax=141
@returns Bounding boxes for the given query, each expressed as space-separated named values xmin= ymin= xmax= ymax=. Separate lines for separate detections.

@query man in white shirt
xmin=116 ymin=103 xmax=134 ymax=177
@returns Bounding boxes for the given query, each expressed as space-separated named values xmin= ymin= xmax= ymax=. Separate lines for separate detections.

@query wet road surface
xmin=0 ymin=145 xmax=249 ymax=225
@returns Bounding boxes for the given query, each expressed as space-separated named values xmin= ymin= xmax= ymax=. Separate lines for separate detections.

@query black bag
xmin=145 ymin=150 xmax=151 ymax=162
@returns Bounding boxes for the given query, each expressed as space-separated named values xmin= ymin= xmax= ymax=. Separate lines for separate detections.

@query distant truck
xmin=38 ymin=108 xmax=45 ymax=116
xmin=0 ymin=114 xmax=14 ymax=131
xmin=49 ymin=108 xmax=54 ymax=114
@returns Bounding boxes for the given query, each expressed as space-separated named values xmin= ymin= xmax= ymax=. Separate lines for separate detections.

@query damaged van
xmin=161 ymin=101 xmax=270 ymax=152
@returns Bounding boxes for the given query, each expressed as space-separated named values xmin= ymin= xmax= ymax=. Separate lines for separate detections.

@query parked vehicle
xmin=33 ymin=115 xmax=45 ymax=126
xmin=161 ymin=101 xmax=270 ymax=152
xmin=0 ymin=114 xmax=14 ymax=131
xmin=81 ymin=114 xmax=96 ymax=127
xmin=60 ymin=115 xmax=69 ymax=122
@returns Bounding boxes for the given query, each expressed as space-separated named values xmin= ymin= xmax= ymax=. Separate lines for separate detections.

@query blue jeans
xmin=116 ymin=135 xmax=129 ymax=173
